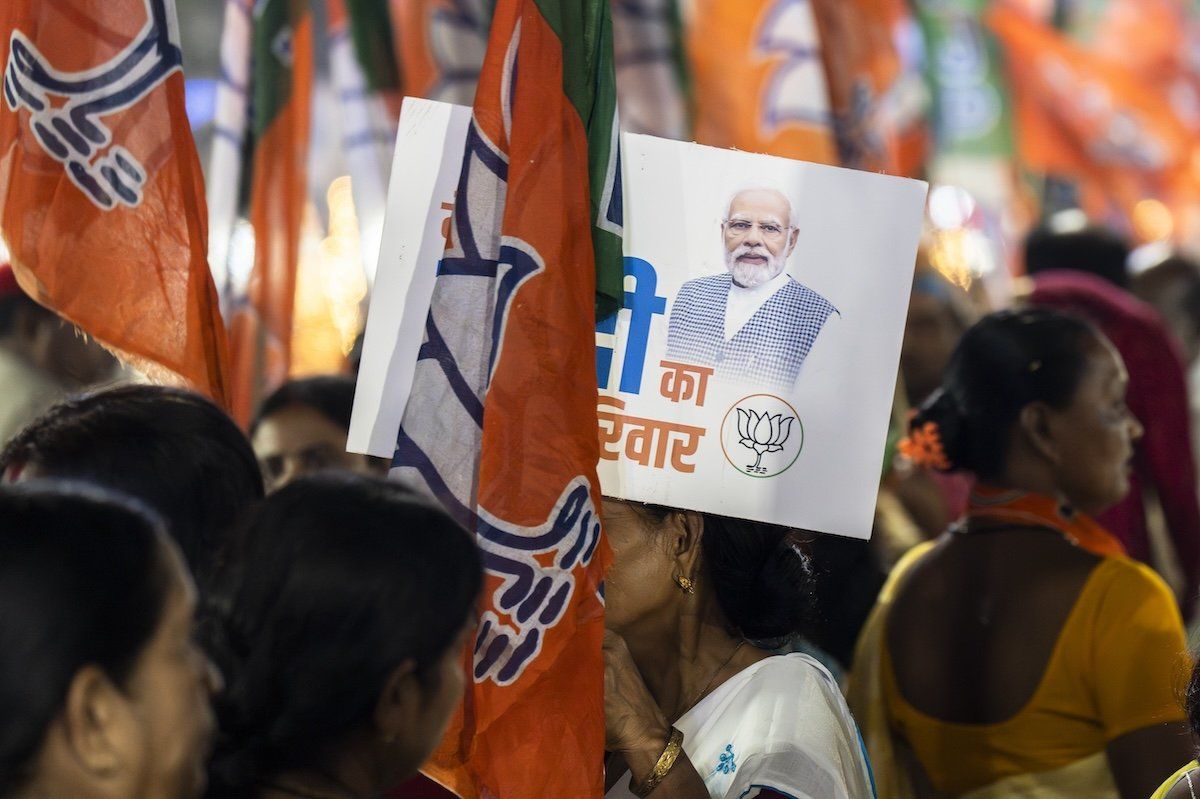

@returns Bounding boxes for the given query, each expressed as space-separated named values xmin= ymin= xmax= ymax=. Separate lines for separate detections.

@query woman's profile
xmin=601 ymin=500 xmax=874 ymax=798
xmin=851 ymin=308 xmax=1191 ymax=798
xmin=0 ymin=481 xmax=220 ymax=799
xmin=202 ymin=473 xmax=482 ymax=799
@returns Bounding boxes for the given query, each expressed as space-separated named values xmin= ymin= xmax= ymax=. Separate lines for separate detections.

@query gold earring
xmin=674 ymin=575 xmax=696 ymax=595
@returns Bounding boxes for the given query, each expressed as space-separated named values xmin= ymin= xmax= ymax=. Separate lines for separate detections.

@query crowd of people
xmin=4 ymin=220 xmax=1200 ymax=799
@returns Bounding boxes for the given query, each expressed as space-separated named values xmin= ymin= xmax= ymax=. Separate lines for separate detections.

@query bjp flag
xmin=390 ymin=0 xmax=621 ymax=795
xmin=227 ymin=0 xmax=313 ymax=424
xmin=0 ymin=0 xmax=229 ymax=404
xmin=1089 ymin=0 xmax=1200 ymax=242
xmin=390 ymin=0 xmax=490 ymax=105
xmin=688 ymin=0 xmax=837 ymax=163
xmin=988 ymin=1 xmax=1194 ymax=222
xmin=812 ymin=0 xmax=902 ymax=172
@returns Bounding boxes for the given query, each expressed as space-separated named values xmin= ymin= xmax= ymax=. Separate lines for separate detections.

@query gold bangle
xmin=629 ymin=727 xmax=685 ymax=798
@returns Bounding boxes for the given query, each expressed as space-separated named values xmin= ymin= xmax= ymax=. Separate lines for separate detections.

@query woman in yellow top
xmin=849 ymin=308 xmax=1191 ymax=799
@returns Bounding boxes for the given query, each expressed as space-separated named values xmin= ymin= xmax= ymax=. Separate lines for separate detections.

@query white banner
xmin=351 ymin=97 xmax=928 ymax=538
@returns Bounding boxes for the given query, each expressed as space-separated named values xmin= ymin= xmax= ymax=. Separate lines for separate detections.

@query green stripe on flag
xmin=666 ymin=0 xmax=691 ymax=128
xmin=346 ymin=0 xmax=402 ymax=91
xmin=252 ymin=0 xmax=307 ymax=136
xmin=536 ymin=0 xmax=624 ymax=321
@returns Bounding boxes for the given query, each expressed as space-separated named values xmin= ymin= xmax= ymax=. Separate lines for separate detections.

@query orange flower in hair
xmin=898 ymin=420 xmax=951 ymax=471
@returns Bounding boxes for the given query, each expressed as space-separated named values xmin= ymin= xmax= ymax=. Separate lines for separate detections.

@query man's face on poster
xmin=721 ymin=188 xmax=800 ymax=288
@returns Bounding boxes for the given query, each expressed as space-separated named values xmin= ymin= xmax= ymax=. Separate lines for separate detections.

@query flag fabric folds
xmin=228 ymin=0 xmax=313 ymax=424
xmin=687 ymin=0 xmax=837 ymax=163
xmin=389 ymin=0 xmax=621 ymax=795
xmin=987 ymin=1 xmax=1195 ymax=223
xmin=328 ymin=0 xmax=399 ymax=285
xmin=207 ymin=0 xmax=254 ymax=297
xmin=811 ymin=0 xmax=902 ymax=173
xmin=0 ymin=0 xmax=229 ymax=404
xmin=392 ymin=0 xmax=491 ymax=105
xmin=915 ymin=0 xmax=1014 ymax=162
xmin=612 ymin=0 xmax=688 ymax=139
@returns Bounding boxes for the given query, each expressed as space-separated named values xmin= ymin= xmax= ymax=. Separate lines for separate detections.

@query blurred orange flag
xmin=1089 ymin=0 xmax=1200 ymax=241
xmin=811 ymin=0 xmax=903 ymax=172
xmin=0 ymin=0 xmax=229 ymax=404
xmin=688 ymin=0 xmax=838 ymax=163
xmin=227 ymin=0 xmax=313 ymax=424
xmin=390 ymin=0 xmax=489 ymax=105
xmin=988 ymin=1 xmax=1195 ymax=220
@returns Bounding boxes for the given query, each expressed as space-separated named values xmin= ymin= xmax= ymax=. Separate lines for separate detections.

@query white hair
xmin=723 ymin=185 xmax=800 ymax=229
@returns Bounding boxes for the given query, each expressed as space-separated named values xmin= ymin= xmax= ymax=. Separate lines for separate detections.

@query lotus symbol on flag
xmin=737 ymin=408 xmax=794 ymax=474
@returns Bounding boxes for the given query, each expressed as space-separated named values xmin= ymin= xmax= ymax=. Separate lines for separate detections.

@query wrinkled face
xmin=901 ymin=293 xmax=965 ymax=406
xmin=722 ymin=189 xmax=798 ymax=288
xmin=124 ymin=544 xmax=220 ymax=799
xmin=600 ymin=499 xmax=679 ymax=637
xmin=1047 ymin=338 xmax=1143 ymax=516
xmin=252 ymin=404 xmax=381 ymax=492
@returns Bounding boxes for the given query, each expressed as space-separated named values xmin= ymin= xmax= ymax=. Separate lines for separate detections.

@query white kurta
xmin=607 ymin=653 xmax=876 ymax=799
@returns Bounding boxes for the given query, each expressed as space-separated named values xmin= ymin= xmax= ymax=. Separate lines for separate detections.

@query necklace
xmin=679 ymin=640 xmax=745 ymax=718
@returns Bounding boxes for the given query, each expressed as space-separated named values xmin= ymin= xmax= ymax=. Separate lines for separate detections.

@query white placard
xmin=351 ymin=99 xmax=928 ymax=539
xmin=603 ymin=134 xmax=925 ymax=538
xmin=348 ymin=98 xmax=472 ymax=457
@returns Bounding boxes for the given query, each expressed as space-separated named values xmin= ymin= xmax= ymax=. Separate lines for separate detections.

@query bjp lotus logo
xmin=721 ymin=394 xmax=804 ymax=478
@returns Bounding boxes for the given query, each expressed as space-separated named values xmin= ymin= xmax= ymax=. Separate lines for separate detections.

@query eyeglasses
xmin=723 ymin=219 xmax=794 ymax=241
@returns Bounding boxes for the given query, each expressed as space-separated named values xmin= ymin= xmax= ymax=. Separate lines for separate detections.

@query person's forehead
xmin=1094 ymin=337 xmax=1129 ymax=384
xmin=251 ymin=403 xmax=350 ymax=456
xmin=1075 ymin=336 xmax=1127 ymax=394
xmin=727 ymin=190 xmax=790 ymax=221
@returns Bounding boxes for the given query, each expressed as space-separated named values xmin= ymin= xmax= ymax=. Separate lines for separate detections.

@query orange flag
xmin=687 ymin=0 xmax=838 ymax=162
xmin=390 ymin=0 xmax=621 ymax=794
xmin=390 ymin=0 xmax=489 ymax=105
xmin=811 ymin=0 xmax=903 ymax=172
xmin=1089 ymin=0 xmax=1200 ymax=241
xmin=0 ymin=0 xmax=229 ymax=404
xmin=988 ymin=1 xmax=1195 ymax=224
xmin=227 ymin=0 xmax=313 ymax=424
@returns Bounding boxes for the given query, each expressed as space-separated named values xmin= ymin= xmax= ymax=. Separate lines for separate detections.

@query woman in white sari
xmin=601 ymin=500 xmax=875 ymax=799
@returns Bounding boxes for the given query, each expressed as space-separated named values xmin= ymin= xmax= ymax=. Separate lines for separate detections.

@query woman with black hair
xmin=601 ymin=502 xmax=874 ymax=798
xmin=850 ymin=308 xmax=1191 ymax=798
xmin=0 ymin=384 xmax=264 ymax=581
xmin=202 ymin=473 xmax=482 ymax=799
xmin=249 ymin=376 xmax=386 ymax=493
xmin=0 ymin=482 xmax=219 ymax=799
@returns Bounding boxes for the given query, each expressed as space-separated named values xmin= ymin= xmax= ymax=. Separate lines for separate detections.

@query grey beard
xmin=728 ymin=257 xmax=782 ymax=288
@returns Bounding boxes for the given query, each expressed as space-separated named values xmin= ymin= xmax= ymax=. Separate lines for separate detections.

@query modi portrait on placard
xmin=666 ymin=187 xmax=839 ymax=388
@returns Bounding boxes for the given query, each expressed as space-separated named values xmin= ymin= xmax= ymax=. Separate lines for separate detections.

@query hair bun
xmin=729 ymin=530 xmax=815 ymax=647
xmin=901 ymin=389 xmax=966 ymax=473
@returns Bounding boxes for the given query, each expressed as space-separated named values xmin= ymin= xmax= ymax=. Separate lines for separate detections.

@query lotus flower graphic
xmin=736 ymin=408 xmax=795 ymax=474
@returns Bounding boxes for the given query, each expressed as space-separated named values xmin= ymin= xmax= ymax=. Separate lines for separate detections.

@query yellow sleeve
xmin=1086 ymin=559 xmax=1190 ymax=741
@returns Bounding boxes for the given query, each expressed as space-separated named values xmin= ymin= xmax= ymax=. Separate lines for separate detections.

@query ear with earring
xmin=674 ymin=574 xmax=696 ymax=595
